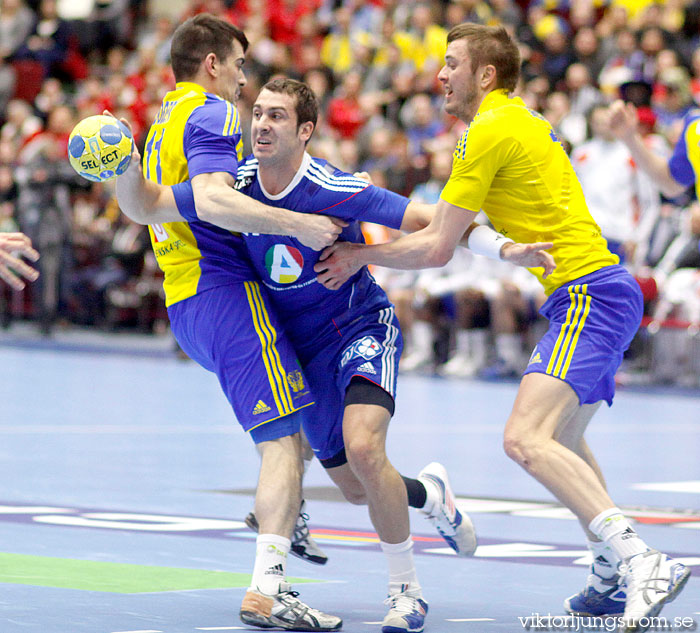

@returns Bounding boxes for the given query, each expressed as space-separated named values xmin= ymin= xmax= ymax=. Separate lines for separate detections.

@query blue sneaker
xmin=564 ymin=571 xmax=626 ymax=616
xmin=382 ymin=590 xmax=428 ymax=633
xmin=417 ymin=462 xmax=477 ymax=556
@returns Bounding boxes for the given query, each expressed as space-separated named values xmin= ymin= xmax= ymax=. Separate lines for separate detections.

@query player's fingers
xmin=17 ymin=243 xmax=40 ymax=262
xmin=0 ymin=263 xmax=26 ymax=291
xmin=330 ymin=217 xmax=349 ymax=227
xmin=316 ymin=245 xmax=336 ymax=263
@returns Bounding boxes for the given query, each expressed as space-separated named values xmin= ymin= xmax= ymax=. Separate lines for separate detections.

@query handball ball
xmin=68 ymin=115 xmax=133 ymax=182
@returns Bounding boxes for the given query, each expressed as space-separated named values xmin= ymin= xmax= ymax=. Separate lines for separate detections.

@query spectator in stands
xmin=0 ymin=0 xmax=35 ymax=61
xmin=13 ymin=0 xmax=71 ymax=80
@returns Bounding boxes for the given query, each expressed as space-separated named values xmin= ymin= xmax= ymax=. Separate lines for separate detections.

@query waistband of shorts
xmin=553 ymin=264 xmax=629 ymax=292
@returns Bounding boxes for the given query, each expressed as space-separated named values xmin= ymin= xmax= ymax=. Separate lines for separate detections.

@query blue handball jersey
xmin=173 ymin=152 xmax=409 ymax=349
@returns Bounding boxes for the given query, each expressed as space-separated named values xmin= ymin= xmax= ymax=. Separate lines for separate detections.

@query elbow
xmin=425 ymin=243 xmax=453 ymax=268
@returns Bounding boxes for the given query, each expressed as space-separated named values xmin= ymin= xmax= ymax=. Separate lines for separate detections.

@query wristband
xmin=467 ymin=224 xmax=514 ymax=260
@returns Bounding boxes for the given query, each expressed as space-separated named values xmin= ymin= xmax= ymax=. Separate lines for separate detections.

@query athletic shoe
xmin=382 ymin=590 xmax=428 ymax=633
xmin=240 ymin=582 xmax=342 ymax=631
xmin=417 ymin=462 xmax=477 ymax=556
xmin=245 ymin=500 xmax=328 ymax=566
xmin=621 ymin=550 xmax=690 ymax=632
xmin=564 ymin=571 xmax=626 ymax=616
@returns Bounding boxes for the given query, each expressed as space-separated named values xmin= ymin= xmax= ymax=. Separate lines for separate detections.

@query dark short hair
xmin=261 ymin=78 xmax=319 ymax=138
xmin=447 ymin=23 xmax=520 ymax=93
xmin=170 ymin=14 xmax=248 ymax=82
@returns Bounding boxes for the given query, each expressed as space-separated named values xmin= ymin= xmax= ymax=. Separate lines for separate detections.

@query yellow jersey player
xmin=122 ymin=14 xmax=342 ymax=632
xmin=317 ymin=24 xmax=690 ymax=632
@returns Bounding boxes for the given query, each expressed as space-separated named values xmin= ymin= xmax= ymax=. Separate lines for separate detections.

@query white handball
xmin=68 ymin=114 xmax=134 ymax=182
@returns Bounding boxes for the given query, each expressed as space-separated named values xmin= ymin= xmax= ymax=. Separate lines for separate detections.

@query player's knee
xmin=503 ymin=428 xmax=538 ymax=468
xmin=337 ymin=484 xmax=367 ymax=505
xmin=345 ymin=436 xmax=385 ymax=481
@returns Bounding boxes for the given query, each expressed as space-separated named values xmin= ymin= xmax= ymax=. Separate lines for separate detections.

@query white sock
xmin=380 ymin=537 xmax=422 ymax=596
xmin=588 ymin=538 xmax=620 ymax=579
xmin=495 ymin=333 xmax=522 ymax=368
xmin=409 ymin=321 xmax=433 ymax=356
xmin=588 ymin=508 xmax=649 ymax=562
xmin=251 ymin=534 xmax=290 ymax=595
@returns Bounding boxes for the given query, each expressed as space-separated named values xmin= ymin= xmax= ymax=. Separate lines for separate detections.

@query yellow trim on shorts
xmin=546 ymin=284 xmax=591 ymax=379
xmin=247 ymin=401 xmax=315 ymax=433
xmin=244 ymin=281 xmax=293 ymax=416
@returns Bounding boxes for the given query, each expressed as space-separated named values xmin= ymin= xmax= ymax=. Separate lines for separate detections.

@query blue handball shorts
xmin=301 ymin=305 xmax=403 ymax=463
xmin=523 ymin=265 xmax=643 ymax=406
xmin=168 ymin=282 xmax=315 ymax=441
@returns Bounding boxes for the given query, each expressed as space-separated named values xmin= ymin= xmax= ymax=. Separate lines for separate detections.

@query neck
xmin=258 ymin=151 xmax=306 ymax=196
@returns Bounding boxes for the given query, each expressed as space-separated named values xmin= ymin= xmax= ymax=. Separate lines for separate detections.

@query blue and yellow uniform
xmin=173 ymin=153 xmax=409 ymax=464
xmin=143 ymin=82 xmax=314 ymax=439
xmin=668 ymin=109 xmax=700 ymax=196
xmin=441 ymin=90 xmax=643 ymax=405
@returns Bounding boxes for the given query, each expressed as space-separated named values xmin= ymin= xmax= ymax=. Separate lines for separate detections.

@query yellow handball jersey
xmin=668 ymin=109 xmax=700 ymax=199
xmin=441 ymin=90 xmax=618 ymax=295
xmin=142 ymin=82 xmax=248 ymax=306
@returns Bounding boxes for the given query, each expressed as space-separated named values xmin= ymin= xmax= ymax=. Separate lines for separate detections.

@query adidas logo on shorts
xmin=253 ymin=400 xmax=272 ymax=415
xmin=357 ymin=362 xmax=376 ymax=374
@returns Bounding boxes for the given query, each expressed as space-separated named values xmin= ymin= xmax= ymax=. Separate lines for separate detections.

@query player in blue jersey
xmin=115 ymin=15 xmax=344 ymax=632
xmin=121 ymin=77 xmax=552 ymax=633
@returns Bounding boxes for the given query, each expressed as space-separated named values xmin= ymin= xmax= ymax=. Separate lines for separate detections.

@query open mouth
xmin=256 ymin=138 xmax=272 ymax=146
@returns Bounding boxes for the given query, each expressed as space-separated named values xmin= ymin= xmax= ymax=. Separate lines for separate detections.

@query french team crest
xmin=341 ymin=336 xmax=383 ymax=367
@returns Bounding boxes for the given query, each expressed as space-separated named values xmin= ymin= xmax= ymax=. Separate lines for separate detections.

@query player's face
xmin=251 ymin=90 xmax=310 ymax=163
xmin=438 ymin=39 xmax=481 ymax=123
xmin=217 ymin=39 xmax=247 ymax=104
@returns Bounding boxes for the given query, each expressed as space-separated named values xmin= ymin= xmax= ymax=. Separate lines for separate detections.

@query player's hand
xmin=608 ymin=100 xmax=638 ymax=141
xmin=296 ymin=215 xmax=347 ymax=251
xmin=353 ymin=171 xmax=374 ymax=184
xmin=500 ymin=241 xmax=556 ymax=278
xmin=0 ymin=232 xmax=40 ymax=290
xmin=315 ymin=241 xmax=364 ymax=290
xmin=103 ymin=109 xmax=142 ymax=175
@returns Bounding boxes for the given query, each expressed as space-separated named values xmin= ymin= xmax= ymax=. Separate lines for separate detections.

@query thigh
xmin=168 ymin=282 xmax=315 ymax=434
xmin=302 ymin=306 xmax=403 ymax=465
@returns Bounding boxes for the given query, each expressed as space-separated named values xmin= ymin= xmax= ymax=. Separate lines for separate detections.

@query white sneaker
xmin=240 ymin=582 xmax=342 ymax=631
xmin=621 ymin=549 xmax=690 ymax=632
xmin=437 ymin=354 xmax=479 ymax=378
xmin=417 ymin=462 xmax=477 ymax=556
xmin=382 ymin=589 xmax=428 ymax=633
xmin=399 ymin=350 xmax=433 ymax=372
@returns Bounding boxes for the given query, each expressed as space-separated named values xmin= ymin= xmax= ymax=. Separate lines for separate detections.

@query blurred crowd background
xmin=1 ymin=0 xmax=699 ymax=386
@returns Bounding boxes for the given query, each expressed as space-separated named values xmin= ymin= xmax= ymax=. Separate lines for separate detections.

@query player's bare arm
xmin=191 ymin=172 xmax=346 ymax=250
xmin=317 ymin=199 xmax=474 ymax=290
xmin=608 ymin=100 xmax=686 ymax=198
xmin=0 ymin=232 xmax=40 ymax=291
xmin=316 ymin=199 xmax=556 ymax=289
xmin=115 ymin=143 xmax=184 ymax=225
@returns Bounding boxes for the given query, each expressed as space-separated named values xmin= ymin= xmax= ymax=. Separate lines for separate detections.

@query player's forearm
xmin=357 ymin=228 xmax=453 ymax=270
xmin=193 ymin=180 xmax=309 ymax=236
xmin=621 ymin=133 xmax=685 ymax=198
xmin=115 ymin=163 xmax=183 ymax=225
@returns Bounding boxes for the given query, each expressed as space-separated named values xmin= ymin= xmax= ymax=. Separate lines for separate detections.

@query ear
xmin=481 ymin=65 xmax=497 ymax=90
xmin=299 ymin=120 xmax=315 ymax=143
xmin=202 ymin=52 xmax=218 ymax=78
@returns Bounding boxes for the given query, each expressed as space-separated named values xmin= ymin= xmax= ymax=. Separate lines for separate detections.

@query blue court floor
xmin=0 ymin=331 xmax=698 ymax=633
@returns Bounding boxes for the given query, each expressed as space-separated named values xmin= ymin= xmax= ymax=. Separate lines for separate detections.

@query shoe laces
xmin=384 ymin=593 xmax=420 ymax=614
